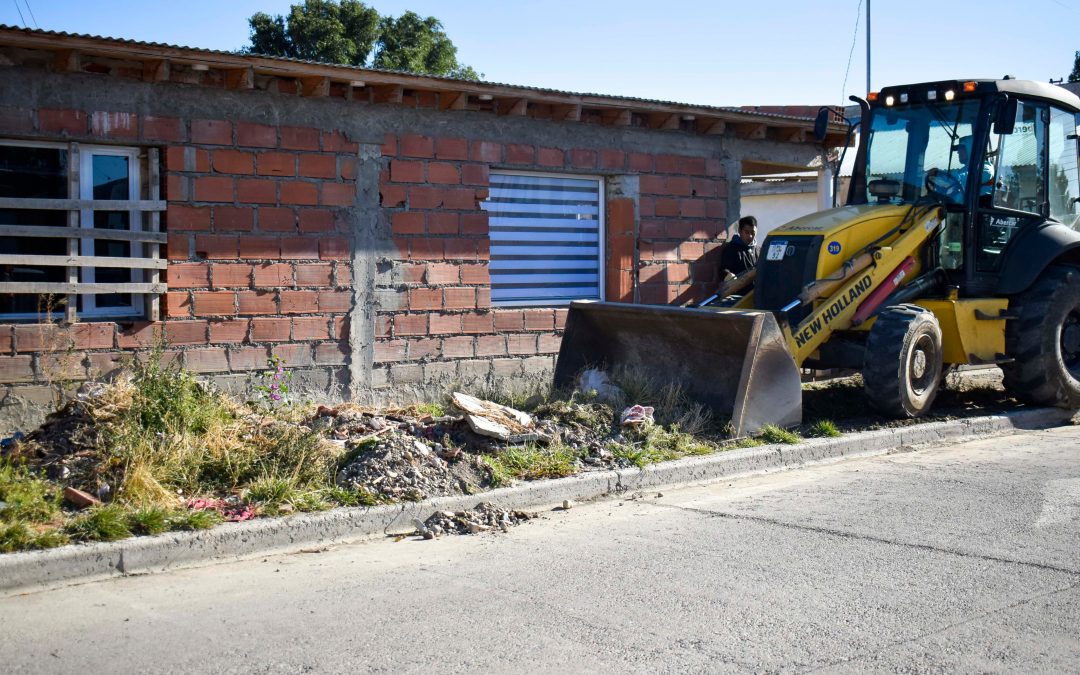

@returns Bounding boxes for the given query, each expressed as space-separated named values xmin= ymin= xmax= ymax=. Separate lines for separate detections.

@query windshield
xmin=862 ymin=100 xmax=982 ymax=204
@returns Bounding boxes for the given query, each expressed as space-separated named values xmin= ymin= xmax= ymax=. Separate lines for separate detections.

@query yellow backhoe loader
xmin=554 ymin=78 xmax=1080 ymax=436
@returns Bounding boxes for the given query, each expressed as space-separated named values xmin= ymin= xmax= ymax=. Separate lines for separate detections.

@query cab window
xmin=1048 ymin=107 xmax=1080 ymax=229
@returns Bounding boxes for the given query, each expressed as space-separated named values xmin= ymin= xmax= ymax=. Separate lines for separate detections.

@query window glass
xmin=88 ymin=154 xmax=134 ymax=310
xmin=482 ymin=173 xmax=602 ymax=306
xmin=0 ymin=146 xmax=68 ymax=315
xmin=992 ymin=101 xmax=1046 ymax=214
xmin=1048 ymin=107 xmax=1080 ymax=229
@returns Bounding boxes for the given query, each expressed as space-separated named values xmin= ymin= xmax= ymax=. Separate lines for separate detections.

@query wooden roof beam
xmin=54 ymin=50 xmax=79 ymax=74
xmin=498 ymin=98 xmax=528 ymax=116
xmin=609 ymin=109 xmax=632 ymax=126
xmin=142 ymin=59 xmax=169 ymax=83
xmin=440 ymin=91 xmax=468 ymax=110
xmin=696 ymin=118 xmax=726 ymax=135
xmin=733 ymin=122 xmax=767 ymax=140
xmin=771 ymin=127 xmax=807 ymax=143
xmin=553 ymin=103 xmax=581 ymax=122
xmin=649 ymin=113 xmax=680 ymax=130
xmin=300 ymin=75 xmax=329 ymax=97
xmin=225 ymin=67 xmax=255 ymax=90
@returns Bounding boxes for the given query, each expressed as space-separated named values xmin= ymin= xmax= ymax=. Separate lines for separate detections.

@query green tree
xmin=245 ymin=1 xmax=479 ymax=79
xmin=1070 ymin=51 xmax=1080 ymax=83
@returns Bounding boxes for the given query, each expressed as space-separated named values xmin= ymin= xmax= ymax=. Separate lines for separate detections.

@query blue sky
xmin=2 ymin=1 xmax=1076 ymax=107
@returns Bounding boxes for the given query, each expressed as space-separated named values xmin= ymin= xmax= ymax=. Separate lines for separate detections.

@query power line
xmin=11 ymin=0 xmax=25 ymax=27
xmin=22 ymin=0 xmax=37 ymax=28
xmin=840 ymin=0 xmax=864 ymax=107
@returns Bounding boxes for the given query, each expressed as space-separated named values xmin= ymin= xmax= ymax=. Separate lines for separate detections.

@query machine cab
xmin=849 ymin=79 xmax=1080 ymax=296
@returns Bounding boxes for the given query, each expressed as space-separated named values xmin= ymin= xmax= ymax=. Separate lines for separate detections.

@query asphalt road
xmin=2 ymin=425 xmax=1079 ymax=674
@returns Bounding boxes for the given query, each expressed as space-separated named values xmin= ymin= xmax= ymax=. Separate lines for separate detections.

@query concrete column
xmin=347 ymin=142 xmax=382 ymax=400
xmin=605 ymin=175 xmax=639 ymax=303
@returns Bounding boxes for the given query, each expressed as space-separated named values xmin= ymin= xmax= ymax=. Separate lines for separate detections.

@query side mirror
xmin=813 ymin=107 xmax=831 ymax=141
xmin=994 ymin=97 xmax=1017 ymax=135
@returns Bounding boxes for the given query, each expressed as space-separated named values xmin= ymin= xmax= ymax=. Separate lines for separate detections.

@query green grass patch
xmin=64 ymin=505 xmax=132 ymax=543
xmin=169 ymin=509 xmax=223 ymax=531
xmin=758 ymin=425 xmax=803 ymax=444
xmin=127 ymin=506 xmax=173 ymax=536
xmin=612 ymin=423 xmax=716 ymax=468
xmin=323 ymin=485 xmax=384 ymax=507
xmin=806 ymin=419 xmax=841 ymax=438
xmin=0 ymin=465 xmax=60 ymax=525
xmin=483 ymin=443 xmax=581 ymax=487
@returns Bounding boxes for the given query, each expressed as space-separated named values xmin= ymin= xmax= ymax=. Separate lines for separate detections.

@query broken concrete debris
xmin=416 ymin=502 xmax=535 ymax=539
xmin=451 ymin=392 xmax=535 ymax=441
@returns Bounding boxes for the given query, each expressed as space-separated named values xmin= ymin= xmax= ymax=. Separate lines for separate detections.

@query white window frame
xmin=0 ymin=139 xmax=155 ymax=320
xmin=484 ymin=170 xmax=606 ymax=307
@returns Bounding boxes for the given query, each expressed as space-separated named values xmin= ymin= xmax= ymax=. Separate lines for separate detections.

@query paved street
xmin=2 ymin=425 xmax=1079 ymax=673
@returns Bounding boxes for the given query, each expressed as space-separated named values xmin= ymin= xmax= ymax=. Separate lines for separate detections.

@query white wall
xmin=740 ymin=191 xmax=819 ymax=238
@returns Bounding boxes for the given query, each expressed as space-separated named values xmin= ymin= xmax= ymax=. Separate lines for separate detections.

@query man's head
xmin=737 ymin=215 xmax=758 ymax=244
xmin=956 ymin=135 xmax=974 ymax=167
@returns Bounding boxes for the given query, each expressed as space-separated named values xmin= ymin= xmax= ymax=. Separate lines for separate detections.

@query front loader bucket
xmin=553 ymin=301 xmax=802 ymax=437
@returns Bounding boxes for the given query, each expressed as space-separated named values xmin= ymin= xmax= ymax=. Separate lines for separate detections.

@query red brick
xmin=183 ymin=348 xmax=229 ymax=373
xmin=537 ymin=147 xmax=564 ymax=167
xmin=394 ymin=314 xmax=428 ymax=336
xmin=554 ymin=309 xmax=568 ymax=330
xmin=238 ymin=290 xmax=277 ymax=314
xmin=400 ymin=134 xmax=434 ymax=158
xmin=443 ymin=287 xmax=475 ymax=310
xmin=259 ymin=207 xmax=296 ymax=232
xmin=295 ymin=262 xmax=332 ymax=285
xmin=314 ymin=341 xmax=348 ymax=365
xmin=237 ymin=122 xmax=277 ymax=148
xmin=495 ymin=310 xmax=524 ymax=331
xmin=276 ymin=181 xmax=315 ymax=206
xmin=462 ymin=163 xmax=491 ymax=187
xmin=442 ymin=336 xmax=474 ymax=358
xmin=476 ymin=335 xmax=506 ymax=356
xmin=90 ymin=111 xmax=138 ymax=139
xmin=165 ymin=146 xmax=187 ymax=171
xmin=229 ymin=346 xmax=271 ymax=371
xmin=319 ymin=237 xmax=349 ymax=260
xmin=165 ymin=320 xmax=209 ymax=345
xmin=506 ymin=144 xmax=535 ymax=164
xmin=462 ymin=313 xmax=494 ymax=334
xmin=409 ymin=186 xmax=443 ymax=209
xmin=423 ymin=263 xmax=457 ymax=285
xmin=429 ymin=314 xmax=462 ymax=335
xmin=444 ymin=238 xmax=477 ymax=260
xmin=0 ymin=106 xmax=33 ymax=133
xmin=409 ymin=288 xmax=441 ymax=310
xmin=209 ymin=319 xmax=249 ymax=343
xmin=168 ymin=262 xmax=210 ymax=289
xmin=117 ymin=322 xmax=161 ymax=349
xmin=322 ymin=130 xmax=357 ymax=153
xmin=508 ymin=334 xmax=537 ymax=355
xmin=164 ymin=291 xmax=192 ymax=317
xmin=298 ymin=154 xmax=335 ymax=179
xmin=166 ymin=174 xmax=188 ymax=201
xmin=390 ymin=160 xmax=424 ymax=183
xmin=191 ymin=119 xmax=232 ymax=145
xmin=470 ymin=141 xmax=502 ymax=163
xmin=392 ymin=212 xmax=424 ymax=235
xmin=408 ymin=337 xmax=440 ymax=360
xmin=380 ymin=184 xmax=406 ymax=208
xmin=321 ymin=183 xmax=353 ymax=207
xmin=570 ymin=148 xmax=597 ymax=169
xmin=193 ymin=291 xmax=235 ymax=316
xmin=280 ymin=125 xmax=320 ymax=151
xmin=292 ymin=317 xmax=330 ymax=341
xmin=213 ymin=206 xmax=254 ymax=231
xmin=69 ymin=324 xmax=113 ymax=349
xmin=278 ymin=237 xmax=318 ymax=260
xmin=254 ymin=263 xmax=293 ymax=287
xmin=381 ymin=133 xmax=397 ymax=157
xmin=524 ymin=309 xmax=555 ymax=331
xmin=680 ymin=156 xmax=707 ymax=176
xmin=280 ymin=290 xmax=317 ymax=314
xmin=239 ymin=236 xmax=281 ymax=259
xmin=270 ymin=343 xmax=313 ymax=368
xmin=211 ymin=264 xmax=252 ymax=288
xmin=14 ymin=325 xmax=63 ymax=352
xmin=251 ymin=317 xmax=292 ymax=342
xmin=459 ymin=263 xmax=489 ymax=285
xmin=476 ymin=288 xmax=491 ymax=308
xmin=706 ymin=199 xmax=727 ymax=219
xmin=194 ymin=234 xmax=239 ymax=260
xmin=317 ymin=290 xmax=351 ymax=312
xmin=655 ymin=154 xmax=680 ymax=173
xmin=299 ymin=209 xmax=336 ymax=233
xmin=168 ymin=204 xmax=210 ymax=231
xmin=435 ymin=137 xmax=468 ymax=160
xmin=335 ymin=316 xmax=348 ymax=339
xmin=374 ymin=339 xmax=407 ymax=362
xmin=39 ymin=108 xmax=86 ymax=136
xmin=193 ymin=176 xmax=234 ymax=202
xmin=237 ymin=179 xmax=277 ymax=205
xmin=628 ymin=152 xmax=654 ymax=172
xmin=538 ymin=333 xmax=563 ymax=354
xmin=461 ymin=213 xmax=488 ymax=235
xmin=87 ymin=352 xmax=124 ymax=378
xmin=0 ymin=355 xmax=34 ymax=382
xmin=428 ymin=163 xmax=460 ymax=184
xmin=410 ymin=239 xmax=444 ymax=261
xmin=600 ymin=149 xmax=625 ymax=170
xmin=257 ymin=152 xmax=295 ymax=177
xmin=212 ymin=149 xmax=253 ymax=175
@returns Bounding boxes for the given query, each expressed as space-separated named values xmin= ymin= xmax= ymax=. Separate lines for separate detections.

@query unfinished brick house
xmin=0 ymin=26 xmax=843 ymax=432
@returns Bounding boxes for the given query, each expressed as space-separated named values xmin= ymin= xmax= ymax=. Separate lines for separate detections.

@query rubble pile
xmin=415 ymin=502 xmax=535 ymax=539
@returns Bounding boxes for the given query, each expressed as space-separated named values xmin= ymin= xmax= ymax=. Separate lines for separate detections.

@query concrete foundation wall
xmin=0 ymin=46 xmax=821 ymax=433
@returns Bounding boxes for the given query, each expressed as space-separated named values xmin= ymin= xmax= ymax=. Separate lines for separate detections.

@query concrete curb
xmin=1 ymin=406 xmax=1074 ymax=594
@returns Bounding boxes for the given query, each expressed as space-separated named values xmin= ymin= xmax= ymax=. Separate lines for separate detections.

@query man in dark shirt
xmin=720 ymin=215 xmax=758 ymax=277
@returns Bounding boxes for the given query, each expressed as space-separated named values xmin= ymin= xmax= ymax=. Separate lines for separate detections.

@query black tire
xmin=1001 ymin=265 xmax=1080 ymax=407
xmin=863 ymin=304 xmax=944 ymax=418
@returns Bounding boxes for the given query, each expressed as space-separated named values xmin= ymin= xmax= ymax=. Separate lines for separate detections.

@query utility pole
xmin=866 ymin=0 xmax=871 ymax=94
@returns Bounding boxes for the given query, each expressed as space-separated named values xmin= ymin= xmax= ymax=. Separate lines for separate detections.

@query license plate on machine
xmin=766 ymin=241 xmax=787 ymax=261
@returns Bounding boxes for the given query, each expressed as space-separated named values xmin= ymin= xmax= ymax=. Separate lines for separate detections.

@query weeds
xmin=170 ymin=509 xmax=222 ymax=531
xmin=758 ymin=425 xmax=802 ymax=444
xmin=483 ymin=443 xmax=581 ymax=487
xmin=0 ymin=463 xmax=60 ymax=525
xmin=64 ymin=505 xmax=132 ymax=542
xmin=0 ymin=522 xmax=69 ymax=552
xmin=806 ymin=419 xmax=841 ymax=438
xmin=612 ymin=423 xmax=716 ymax=468
xmin=127 ymin=507 xmax=173 ymax=536
xmin=606 ymin=367 xmax=713 ymax=436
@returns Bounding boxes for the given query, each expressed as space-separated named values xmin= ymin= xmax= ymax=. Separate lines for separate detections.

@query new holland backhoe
xmin=554 ymin=78 xmax=1080 ymax=436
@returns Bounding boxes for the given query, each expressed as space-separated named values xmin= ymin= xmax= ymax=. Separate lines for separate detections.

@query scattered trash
xmin=578 ymin=369 xmax=625 ymax=404
xmin=620 ymin=405 xmax=655 ymax=426
xmin=186 ymin=497 xmax=255 ymax=522
xmin=62 ymin=486 xmax=101 ymax=509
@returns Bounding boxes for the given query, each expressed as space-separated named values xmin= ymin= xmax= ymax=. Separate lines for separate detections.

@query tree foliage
xmin=245 ymin=1 xmax=479 ymax=80
xmin=1070 ymin=51 xmax=1080 ymax=84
